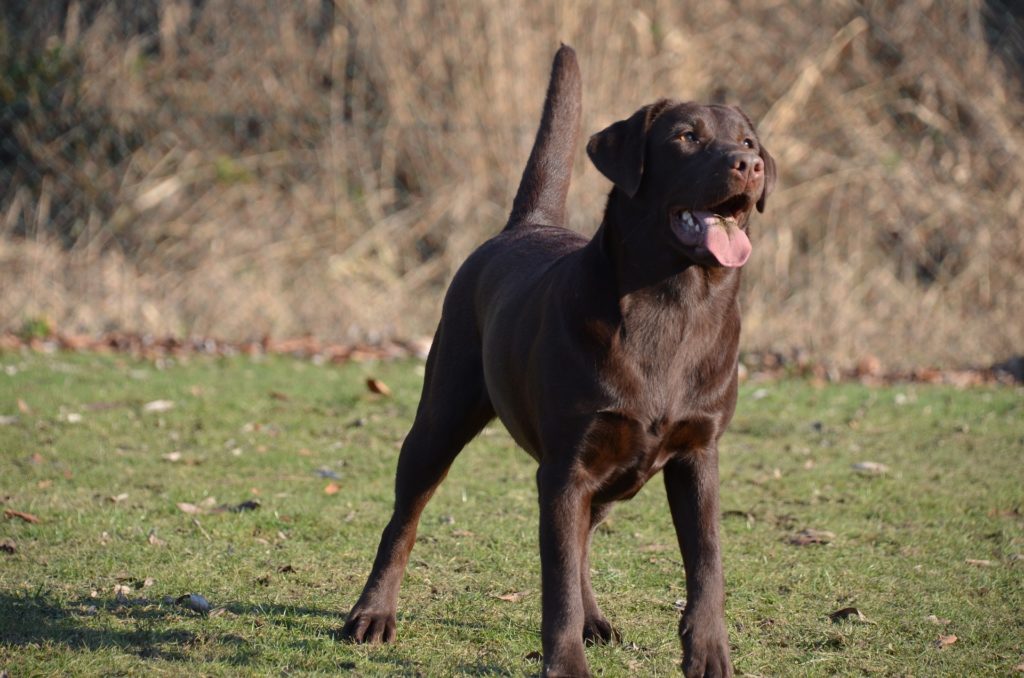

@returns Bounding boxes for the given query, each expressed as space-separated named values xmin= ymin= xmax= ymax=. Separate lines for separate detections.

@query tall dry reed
xmin=1 ymin=0 xmax=1022 ymax=368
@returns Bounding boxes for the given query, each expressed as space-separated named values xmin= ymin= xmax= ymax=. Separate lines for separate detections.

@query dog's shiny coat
xmin=343 ymin=45 xmax=775 ymax=678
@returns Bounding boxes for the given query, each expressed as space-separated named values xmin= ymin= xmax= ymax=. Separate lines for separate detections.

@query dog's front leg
xmin=664 ymin=450 xmax=733 ymax=678
xmin=537 ymin=464 xmax=592 ymax=678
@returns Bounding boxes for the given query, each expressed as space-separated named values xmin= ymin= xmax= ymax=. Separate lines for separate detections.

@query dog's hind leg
xmin=342 ymin=326 xmax=494 ymax=644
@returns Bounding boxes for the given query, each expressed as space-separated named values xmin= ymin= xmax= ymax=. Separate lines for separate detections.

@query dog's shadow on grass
xmin=0 ymin=593 xmax=369 ymax=666
xmin=0 ymin=591 xmax=260 ymax=665
xmin=0 ymin=592 xmax=527 ymax=674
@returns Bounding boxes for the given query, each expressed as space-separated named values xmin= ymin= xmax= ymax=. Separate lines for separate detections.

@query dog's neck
xmin=589 ymin=190 xmax=743 ymax=312
xmin=580 ymin=190 xmax=744 ymax=394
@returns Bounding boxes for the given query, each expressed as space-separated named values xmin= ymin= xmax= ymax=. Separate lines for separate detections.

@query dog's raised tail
xmin=505 ymin=44 xmax=582 ymax=231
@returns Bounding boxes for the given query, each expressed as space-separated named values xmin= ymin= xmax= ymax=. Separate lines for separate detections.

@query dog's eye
xmin=742 ymin=138 xmax=755 ymax=149
xmin=680 ymin=131 xmax=700 ymax=144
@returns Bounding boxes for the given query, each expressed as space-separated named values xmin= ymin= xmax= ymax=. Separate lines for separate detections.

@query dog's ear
xmin=587 ymin=101 xmax=666 ymax=199
xmin=756 ymin=143 xmax=777 ymax=213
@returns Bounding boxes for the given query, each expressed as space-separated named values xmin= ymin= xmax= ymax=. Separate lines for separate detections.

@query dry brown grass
xmin=2 ymin=0 xmax=1023 ymax=369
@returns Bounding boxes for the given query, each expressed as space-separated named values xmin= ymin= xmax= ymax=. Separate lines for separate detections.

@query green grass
xmin=1 ymin=353 xmax=1022 ymax=676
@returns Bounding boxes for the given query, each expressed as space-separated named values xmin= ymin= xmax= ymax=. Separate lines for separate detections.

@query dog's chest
xmin=580 ymin=409 xmax=716 ymax=503
xmin=578 ymin=312 xmax=733 ymax=502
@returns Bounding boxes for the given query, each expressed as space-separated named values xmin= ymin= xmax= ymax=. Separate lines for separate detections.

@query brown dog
xmin=342 ymin=45 xmax=775 ymax=678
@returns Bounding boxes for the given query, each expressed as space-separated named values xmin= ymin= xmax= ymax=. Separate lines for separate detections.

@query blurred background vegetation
xmin=1 ymin=0 xmax=1022 ymax=370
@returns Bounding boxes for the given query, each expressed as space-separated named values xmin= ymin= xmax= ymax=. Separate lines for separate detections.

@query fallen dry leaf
xmin=0 ymin=538 xmax=15 ymax=554
xmin=324 ymin=482 xmax=341 ymax=495
xmin=788 ymin=529 xmax=835 ymax=546
xmin=936 ymin=634 xmax=958 ymax=649
xmin=162 ymin=451 xmax=183 ymax=462
xmin=925 ymin=614 xmax=951 ymax=625
xmin=965 ymin=558 xmax=993 ymax=567
xmin=496 ymin=591 xmax=528 ymax=603
xmin=107 ymin=493 xmax=129 ymax=504
xmin=147 ymin=530 xmax=166 ymax=547
xmin=852 ymin=461 xmax=889 ymax=475
xmin=64 ymin=412 xmax=83 ymax=423
xmin=269 ymin=390 xmax=290 ymax=401
xmin=36 ymin=479 xmax=52 ymax=489
xmin=365 ymin=378 xmax=392 ymax=396
xmin=4 ymin=508 xmax=39 ymax=523
xmin=176 ymin=502 xmax=202 ymax=515
xmin=856 ymin=354 xmax=882 ymax=377
xmin=17 ymin=398 xmax=31 ymax=414
xmin=114 ymin=584 xmax=132 ymax=602
xmin=143 ymin=399 xmax=175 ymax=413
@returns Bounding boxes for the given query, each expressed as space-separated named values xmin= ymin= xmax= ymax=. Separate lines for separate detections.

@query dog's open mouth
xmin=669 ymin=195 xmax=753 ymax=268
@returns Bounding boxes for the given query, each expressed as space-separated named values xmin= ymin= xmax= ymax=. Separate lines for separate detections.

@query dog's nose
xmin=729 ymin=153 xmax=764 ymax=188
xmin=730 ymin=153 xmax=763 ymax=178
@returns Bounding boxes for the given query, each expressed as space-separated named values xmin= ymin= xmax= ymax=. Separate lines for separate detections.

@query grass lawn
xmin=1 ymin=352 xmax=1022 ymax=676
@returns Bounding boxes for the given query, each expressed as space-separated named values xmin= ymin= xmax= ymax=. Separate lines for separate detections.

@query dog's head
xmin=587 ymin=100 xmax=775 ymax=268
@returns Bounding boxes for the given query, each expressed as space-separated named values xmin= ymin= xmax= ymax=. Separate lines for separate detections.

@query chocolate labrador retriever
xmin=342 ymin=45 xmax=775 ymax=678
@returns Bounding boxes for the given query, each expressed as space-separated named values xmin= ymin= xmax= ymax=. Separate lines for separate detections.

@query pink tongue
xmin=696 ymin=212 xmax=751 ymax=267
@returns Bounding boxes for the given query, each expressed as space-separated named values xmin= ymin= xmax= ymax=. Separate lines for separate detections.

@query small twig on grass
xmin=191 ymin=517 xmax=212 ymax=541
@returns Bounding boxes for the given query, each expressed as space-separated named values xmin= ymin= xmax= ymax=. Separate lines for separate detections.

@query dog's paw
xmin=679 ymin=615 xmax=732 ymax=678
xmin=582 ymin=615 xmax=621 ymax=646
xmin=340 ymin=607 xmax=397 ymax=644
xmin=542 ymin=661 xmax=592 ymax=678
